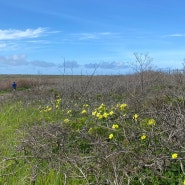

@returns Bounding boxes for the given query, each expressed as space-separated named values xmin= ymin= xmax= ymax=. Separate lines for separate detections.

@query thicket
xmin=1 ymin=70 xmax=185 ymax=184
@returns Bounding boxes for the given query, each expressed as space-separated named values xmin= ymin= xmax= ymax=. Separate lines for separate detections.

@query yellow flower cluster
xmin=92 ymin=110 xmax=114 ymax=119
xmin=39 ymin=96 xmax=62 ymax=112
xmin=92 ymin=103 xmax=114 ymax=119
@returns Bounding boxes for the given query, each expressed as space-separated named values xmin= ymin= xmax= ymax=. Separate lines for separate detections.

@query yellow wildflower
xmin=141 ymin=134 xmax=147 ymax=140
xmin=55 ymin=98 xmax=61 ymax=109
xmin=183 ymin=180 xmax=185 ymax=185
xmin=103 ymin=112 xmax=109 ymax=118
xmin=112 ymin=124 xmax=119 ymax=129
xmin=92 ymin=111 xmax=97 ymax=116
xmin=56 ymin=98 xmax=61 ymax=103
xmin=44 ymin=106 xmax=52 ymax=112
xmin=64 ymin=119 xmax=70 ymax=123
xmin=81 ymin=109 xmax=87 ymax=114
xmin=171 ymin=153 xmax=178 ymax=159
xmin=88 ymin=127 xmax=93 ymax=134
xmin=148 ymin=119 xmax=156 ymax=126
xmin=83 ymin=104 xmax=89 ymax=107
xmin=133 ymin=114 xmax=139 ymax=121
xmin=109 ymin=133 xmax=114 ymax=139
xmin=109 ymin=111 xmax=114 ymax=116
xmin=67 ymin=110 xmax=72 ymax=114
xmin=98 ymin=103 xmax=105 ymax=110
xmin=120 ymin=103 xmax=127 ymax=110
xmin=96 ymin=113 xmax=103 ymax=119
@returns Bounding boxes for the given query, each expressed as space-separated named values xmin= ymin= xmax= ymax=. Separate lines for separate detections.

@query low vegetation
xmin=1 ymin=70 xmax=185 ymax=184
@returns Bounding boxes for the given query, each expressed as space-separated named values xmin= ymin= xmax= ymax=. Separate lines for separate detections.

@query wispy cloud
xmin=58 ymin=60 xmax=80 ymax=69
xmin=30 ymin=60 xmax=56 ymax=67
xmin=0 ymin=54 xmax=56 ymax=67
xmin=25 ymin=39 xmax=50 ymax=44
xmin=0 ymin=54 xmax=27 ymax=66
xmin=57 ymin=60 xmax=129 ymax=70
xmin=85 ymin=61 xmax=129 ymax=69
xmin=72 ymin=32 xmax=119 ymax=40
xmin=0 ymin=27 xmax=48 ymax=40
xmin=164 ymin=33 xmax=185 ymax=37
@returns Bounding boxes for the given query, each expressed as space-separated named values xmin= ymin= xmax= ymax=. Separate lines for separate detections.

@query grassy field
xmin=1 ymin=71 xmax=185 ymax=184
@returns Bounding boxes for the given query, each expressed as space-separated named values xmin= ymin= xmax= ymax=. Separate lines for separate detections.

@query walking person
xmin=12 ymin=82 xmax=17 ymax=91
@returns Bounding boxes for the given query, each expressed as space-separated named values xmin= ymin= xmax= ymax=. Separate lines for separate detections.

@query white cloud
xmin=72 ymin=32 xmax=119 ymax=40
xmin=58 ymin=60 xmax=80 ymax=68
xmin=79 ymin=33 xmax=98 ymax=40
xmin=0 ymin=54 xmax=27 ymax=66
xmin=0 ymin=27 xmax=47 ymax=40
xmin=85 ymin=61 xmax=129 ymax=69
xmin=30 ymin=60 xmax=56 ymax=67
xmin=0 ymin=54 xmax=56 ymax=67
xmin=164 ymin=34 xmax=185 ymax=37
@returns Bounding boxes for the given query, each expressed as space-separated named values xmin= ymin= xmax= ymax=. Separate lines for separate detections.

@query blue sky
xmin=0 ymin=0 xmax=185 ymax=75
